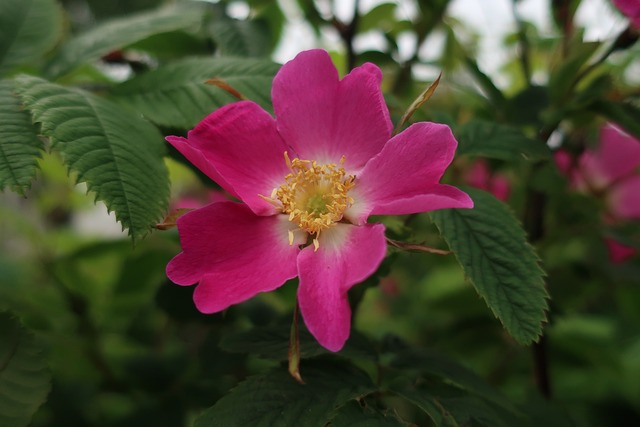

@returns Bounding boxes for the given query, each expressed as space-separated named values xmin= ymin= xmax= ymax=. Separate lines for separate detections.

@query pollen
xmin=266 ymin=152 xmax=355 ymax=250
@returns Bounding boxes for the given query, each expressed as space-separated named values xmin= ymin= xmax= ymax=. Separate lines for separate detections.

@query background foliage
xmin=1 ymin=0 xmax=639 ymax=426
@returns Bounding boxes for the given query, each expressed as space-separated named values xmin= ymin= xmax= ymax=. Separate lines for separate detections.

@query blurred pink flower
xmin=612 ymin=0 xmax=640 ymax=27
xmin=164 ymin=49 xmax=473 ymax=351
xmin=464 ymin=159 xmax=510 ymax=201
xmin=556 ymin=124 xmax=640 ymax=262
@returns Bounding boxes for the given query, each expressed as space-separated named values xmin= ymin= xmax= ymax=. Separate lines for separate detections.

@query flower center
xmin=262 ymin=153 xmax=355 ymax=251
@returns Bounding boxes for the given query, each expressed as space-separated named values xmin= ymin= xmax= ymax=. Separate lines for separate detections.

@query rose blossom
xmin=165 ymin=49 xmax=473 ymax=351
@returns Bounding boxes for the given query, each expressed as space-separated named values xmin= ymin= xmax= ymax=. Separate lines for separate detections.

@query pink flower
xmin=165 ymin=50 xmax=473 ymax=351
xmin=612 ymin=0 xmax=640 ymax=28
xmin=464 ymin=159 xmax=510 ymax=201
xmin=556 ymin=123 xmax=640 ymax=263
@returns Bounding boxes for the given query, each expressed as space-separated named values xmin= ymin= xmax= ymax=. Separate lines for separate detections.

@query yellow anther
xmin=272 ymin=153 xmax=355 ymax=250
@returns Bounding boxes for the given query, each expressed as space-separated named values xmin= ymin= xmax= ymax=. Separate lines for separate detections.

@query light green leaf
xmin=430 ymin=188 xmax=548 ymax=344
xmin=110 ymin=57 xmax=279 ymax=128
xmin=195 ymin=360 xmax=375 ymax=427
xmin=45 ymin=3 xmax=204 ymax=78
xmin=0 ymin=312 xmax=51 ymax=427
xmin=455 ymin=119 xmax=551 ymax=160
xmin=15 ymin=75 xmax=169 ymax=241
xmin=0 ymin=0 xmax=62 ymax=76
xmin=0 ymin=79 xmax=44 ymax=194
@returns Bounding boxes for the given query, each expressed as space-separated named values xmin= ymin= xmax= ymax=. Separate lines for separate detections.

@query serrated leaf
xmin=45 ymin=3 xmax=204 ymax=78
xmin=455 ymin=119 xmax=551 ymax=160
xmin=0 ymin=79 xmax=44 ymax=194
xmin=195 ymin=360 xmax=375 ymax=427
xmin=0 ymin=0 xmax=62 ymax=76
xmin=0 ymin=312 xmax=51 ymax=427
xmin=15 ymin=75 xmax=169 ymax=241
xmin=209 ymin=17 xmax=272 ymax=57
xmin=329 ymin=401 xmax=409 ymax=427
xmin=110 ymin=57 xmax=279 ymax=128
xmin=430 ymin=188 xmax=548 ymax=344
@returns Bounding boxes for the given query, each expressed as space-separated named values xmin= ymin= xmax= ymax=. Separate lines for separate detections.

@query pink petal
xmin=464 ymin=159 xmax=511 ymax=201
xmin=579 ymin=124 xmax=640 ymax=188
xmin=346 ymin=122 xmax=473 ymax=224
xmin=272 ymin=49 xmax=392 ymax=171
xmin=608 ymin=175 xmax=640 ymax=220
xmin=166 ymin=136 xmax=239 ymax=199
xmin=605 ymin=238 xmax=636 ymax=264
xmin=166 ymin=202 xmax=304 ymax=313
xmin=296 ymin=223 xmax=387 ymax=352
xmin=168 ymin=101 xmax=290 ymax=216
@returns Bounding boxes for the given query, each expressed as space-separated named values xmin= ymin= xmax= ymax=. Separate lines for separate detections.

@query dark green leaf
xmin=0 ymin=79 xmax=44 ymax=194
xmin=455 ymin=119 xmax=551 ymax=160
xmin=45 ymin=3 xmax=204 ymax=78
xmin=220 ymin=320 xmax=378 ymax=361
xmin=430 ymin=188 xmax=549 ymax=344
xmin=110 ymin=57 xmax=279 ymax=128
xmin=589 ymin=100 xmax=640 ymax=140
xmin=15 ymin=76 xmax=169 ymax=241
xmin=329 ymin=401 xmax=409 ymax=426
xmin=0 ymin=312 xmax=51 ymax=427
xmin=389 ymin=349 xmax=518 ymax=414
xmin=194 ymin=360 xmax=375 ymax=427
xmin=0 ymin=0 xmax=62 ymax=76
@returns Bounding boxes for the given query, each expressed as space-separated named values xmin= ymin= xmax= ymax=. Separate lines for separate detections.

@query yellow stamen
xmin=272 ymin=153 xmax=355 ymax=250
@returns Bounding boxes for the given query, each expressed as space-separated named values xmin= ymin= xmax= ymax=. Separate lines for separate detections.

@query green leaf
xmin=389 ymin=349 xmax=518 ymax=414
xmin=0 ymin=0 xmax=62 ymax=76
xmin=209 ymin=17 xmax=272 ymax=57
xmin=547 ymin=41 xmax=600 ymax=105
xmin=455 ymin=119 xmax=551 ymax=161
xmin=0 ymin=312 xmax=51 ymax=427
xmin=390 ymin=379 xmax=524 ymax=427
xmin=15 ymin=75 xmax=169 ymax=241
xmin=329 ymin=401 xmax=409 ymax=426
xmin=45 ymin=3 xmax=204 ymax=78
xmin=0 ymin=79 xmax=44 ymax=194
xmin=220 ymin=320 xmax=377 ymax=361
xmin=110 ymin=57 xmax=279 ymax=128
xmin=589 ymin=99 xmax=640 ymax=140
xmin=430 ymin=188 xmax=548 ymax=344
xmin=195 ymin=360 xmax=375 ymax=427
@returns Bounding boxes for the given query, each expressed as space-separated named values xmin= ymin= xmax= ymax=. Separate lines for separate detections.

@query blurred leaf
xmin=209 ymin=17 xmax=272 ymax=57
xmin=15 ymin=76 xmax=169 ymax=241
xmin=462 ymin=55 xmax=506 ymax=109
xmin=0 ymin=0 xmax=62 ymax=76
xmin=0 ymin=79 xmax=44 ymax=194
xmin=329 ymin=401 xmax=409 ymax=426
xmin=45 ymin=3 xmax=204 ymax=78
xmin=110 ymin=57 xmax=279 ymax=128
xmin=359 ymin=3 xmax=397 ymax=33
xmin=548 ymin=41 xmax=600 ymax=105
xmin=505 ymin=85 xmax=549 ymax=126
xmin=455 ymin=119 xmax=551 ymax=160
xmin=0 ymin=312 xmax=51 ymax=427
xmin=394 ymin=74 xmax=441 ymax=135
xmin=589 ymin=100 xmax=640 ymax=140
xmin=194 ymin=360 xmax=375 ymax=427
xmin=220 ymin=320 xmax=378 ymax=361
xmin=431 ymin=188 xmax=549 ymax=345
